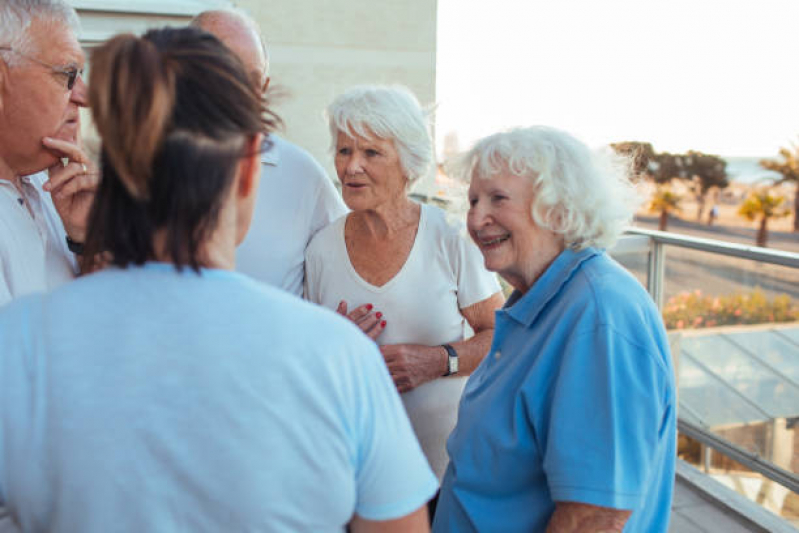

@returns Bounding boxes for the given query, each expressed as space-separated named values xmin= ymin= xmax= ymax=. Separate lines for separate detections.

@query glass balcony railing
xmin=612 ymin=228 xmax=799 ymax=528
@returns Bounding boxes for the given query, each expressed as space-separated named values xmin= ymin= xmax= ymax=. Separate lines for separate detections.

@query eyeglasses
xmin=0 ymin=46 xmax=83 ymax=90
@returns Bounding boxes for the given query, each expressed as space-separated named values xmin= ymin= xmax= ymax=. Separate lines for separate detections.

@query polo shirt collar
xmin=504 ymin=247 xmax=601 ymax=327
xmin=261 ymin=135 xmax=280 ymax=166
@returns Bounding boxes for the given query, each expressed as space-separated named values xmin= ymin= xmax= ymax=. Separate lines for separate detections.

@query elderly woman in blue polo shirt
xmin=433 ymin=127 xmax=677 ymax=533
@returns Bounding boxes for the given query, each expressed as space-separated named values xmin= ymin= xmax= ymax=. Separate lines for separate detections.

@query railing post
xmin=648 ymin=240 xmax=665 ymax=310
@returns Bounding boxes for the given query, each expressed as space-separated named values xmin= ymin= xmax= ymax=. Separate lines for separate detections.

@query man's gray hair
xmin=0 ymin=0 xmax=79 ymax=64
xmin=327 ymin=85 xmax=434 ymax=186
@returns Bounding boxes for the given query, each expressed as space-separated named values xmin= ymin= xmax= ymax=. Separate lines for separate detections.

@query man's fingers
xmin=42 ymin=137 xmax=85 ymax=162
xmin=44 ymin=163 xmax=85 ymax=192
xmin=51 ymin=173 xmax=98 ymax=199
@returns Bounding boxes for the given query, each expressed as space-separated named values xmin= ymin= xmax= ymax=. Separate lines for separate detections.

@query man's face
xmin=0 ymin=18 xmax=87 ymax=175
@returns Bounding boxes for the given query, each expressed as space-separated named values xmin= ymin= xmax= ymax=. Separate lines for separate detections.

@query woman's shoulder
xmin=306 ymin=213 xmax=347 ymax=258
xmin=564 ymin=252 xmax=663 ymax=333
xmin=418 ymin=203 xmax=468 ymax=243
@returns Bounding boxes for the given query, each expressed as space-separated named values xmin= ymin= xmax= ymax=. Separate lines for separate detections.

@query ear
xmin=0 ymin=57 xmax=8 ymax=113
xmin=236 ymin=133 xmax=263 ymax=199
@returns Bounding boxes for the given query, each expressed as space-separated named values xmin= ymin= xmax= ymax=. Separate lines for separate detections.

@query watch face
xmin=449 ymin=356 xmax=459 ymax=374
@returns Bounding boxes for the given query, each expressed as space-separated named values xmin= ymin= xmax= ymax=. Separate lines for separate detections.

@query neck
xmin=151 ymin=199 xmax=239 ymax=271
xmin=0 ymin=157 xmax=20 ymax=186
xmin=350 ymin=196 xmax=419 ymax=237
xmin=508 ymin=234 xmax=566 ymax=295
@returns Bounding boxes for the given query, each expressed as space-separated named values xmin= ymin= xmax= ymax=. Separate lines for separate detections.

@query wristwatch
xmin=442 ymin=344 xmax=459 ymax=376
xmin=65 ymin=235 xmax=84 ymax=255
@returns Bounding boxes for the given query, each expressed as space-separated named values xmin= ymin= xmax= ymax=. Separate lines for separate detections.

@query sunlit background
xmin=436 ymin=0 xmax=799 ymax=163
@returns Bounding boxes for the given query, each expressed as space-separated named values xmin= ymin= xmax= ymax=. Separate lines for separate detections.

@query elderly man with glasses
xmin=0 ymin=0 xmax=98 ymax=308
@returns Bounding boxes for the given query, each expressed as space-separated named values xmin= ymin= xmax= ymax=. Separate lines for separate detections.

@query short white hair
xmin=454 ymin=126 xmax=640 ymax=250
xmin=0 ymin=0 xmax=79 ymax=64
xmin=327 ymin=85 xmax=433 ymax=186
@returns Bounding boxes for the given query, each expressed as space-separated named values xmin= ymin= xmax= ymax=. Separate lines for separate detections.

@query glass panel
xmin=681 ymin=336 xmax=799 ymax=419
xmin=678 ymin=353 xmax=768 ymax=428
xmin=724 ymin=329 xmax=799 ymax=383
xmin=679 ymin=433 xmax=799 ymax=527
xmin=780 ymin=327 xmax=799 ymax=346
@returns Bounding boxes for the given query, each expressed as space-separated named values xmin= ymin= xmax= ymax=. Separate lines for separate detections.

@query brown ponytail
xmin=89 ymin=34 xmax=176 ymax=200
xmin=83 ymin=27 xmax=279 ymax=271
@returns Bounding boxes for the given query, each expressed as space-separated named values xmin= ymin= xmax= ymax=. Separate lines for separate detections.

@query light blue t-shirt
xmin=434 ymin=248 xmax=676 ymax=533
xmin=0 ymin=263 xmax=437 ymax=532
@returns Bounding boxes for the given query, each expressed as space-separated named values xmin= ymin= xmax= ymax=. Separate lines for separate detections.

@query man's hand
xmin=41 ymin=136 xmax=99 ymax=243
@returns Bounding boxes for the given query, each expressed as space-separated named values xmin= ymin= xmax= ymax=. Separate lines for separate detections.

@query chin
xmin=342 ymin=195 xmax=371 ymax=212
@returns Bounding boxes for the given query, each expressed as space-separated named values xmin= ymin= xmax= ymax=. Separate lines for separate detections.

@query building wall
xmin=70 ymin=0 xmax=438 ymax=189
xmin=239 ymin=0 xmax=438 ymax=188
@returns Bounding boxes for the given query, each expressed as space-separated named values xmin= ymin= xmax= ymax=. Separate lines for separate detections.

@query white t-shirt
xmin=0 ymin=264 xmax=437 ymax=532
xmin=305 ymin=203 xmax=501 ymax=480
xmin=0 ymin=172 xmax=77 ymax=307
xmin=236 ymin=135 xmax=347 ymax=297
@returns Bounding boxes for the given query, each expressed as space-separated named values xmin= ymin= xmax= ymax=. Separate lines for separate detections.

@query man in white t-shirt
xmin=0 ymin=0 xmax=99 ymax=307
xmin=192 ymin=10 xmax=347 ymax=297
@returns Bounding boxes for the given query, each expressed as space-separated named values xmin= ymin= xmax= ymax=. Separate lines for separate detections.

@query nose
xmin=345 ymin=152 xmax=364 ymax=175
xmin=70 ymin=74 xmax=88 ymax=107
xmin=467 ymin=198 xmax=491 ymax=232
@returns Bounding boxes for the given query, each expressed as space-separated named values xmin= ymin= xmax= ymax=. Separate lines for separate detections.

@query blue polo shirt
xmin=433 ymin=248 xmax=676 ymax=532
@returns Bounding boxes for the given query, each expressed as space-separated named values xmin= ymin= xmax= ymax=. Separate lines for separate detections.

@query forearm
xmin=448 ymin=328 xmax=494 ymax=376
xmin=546 ymin=502 xmax=630 ymax=533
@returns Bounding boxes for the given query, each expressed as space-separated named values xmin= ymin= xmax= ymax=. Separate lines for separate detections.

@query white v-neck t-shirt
xmin=305 ymin=203 xmax=500 ymax=479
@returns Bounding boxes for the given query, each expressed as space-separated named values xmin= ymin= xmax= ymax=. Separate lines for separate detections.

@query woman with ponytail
xmin=0 ymin=27 xmax=435 ymax=532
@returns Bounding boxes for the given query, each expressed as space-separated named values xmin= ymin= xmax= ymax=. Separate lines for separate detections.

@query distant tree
xmin=685 ymin=151 xmax=729 ymax=221
xmin=611 ymin=141 xmax=656 ymax=179
xmin=760 ymin=145 xmax=799 ymax=232
xmin=649 ymin=186 xmax=683 ymax=231
xmin=738 ymin=190 xmax=791 ymax=247
xmin=651 ymin=152 xmax=689 ymax=184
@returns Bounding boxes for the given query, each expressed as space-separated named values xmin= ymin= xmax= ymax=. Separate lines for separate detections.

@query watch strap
xmin=442 ymin=343 xmax=458 ymax=376
xmin=65 ymin=235 xmax=84 ymax=255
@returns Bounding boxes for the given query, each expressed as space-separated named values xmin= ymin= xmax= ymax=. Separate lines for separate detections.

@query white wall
xmin=237 ymin=0 xmax=438 ymax=188
xmin=68 ymin=0 xmax=438 ymax=189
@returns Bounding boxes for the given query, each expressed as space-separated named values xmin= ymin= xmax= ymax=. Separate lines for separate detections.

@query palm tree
xmin=648 ymin=187 xmax=682 ymax=231
xmin=738 ymin=190 xmax=790 ymax=247
xmin=760 ymin=146 xmax=799 ymax=232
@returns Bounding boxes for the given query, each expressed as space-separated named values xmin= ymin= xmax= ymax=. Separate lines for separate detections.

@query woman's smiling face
xmin=467 ymin=170 xmax=562 ymax=291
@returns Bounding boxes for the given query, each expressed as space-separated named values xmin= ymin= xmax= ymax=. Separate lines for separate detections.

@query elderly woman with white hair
xmin=305 ymin=86 xmax=504 ymax=489
xmin=433 ymin=127 xmax=677 ymax=533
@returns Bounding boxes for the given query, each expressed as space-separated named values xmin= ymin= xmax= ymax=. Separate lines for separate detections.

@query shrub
xmin=662 ymin=288 xmax=799 ymax=330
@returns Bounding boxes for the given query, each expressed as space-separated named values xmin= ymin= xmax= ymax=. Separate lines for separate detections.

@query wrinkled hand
xmin=380 ymin=344 xmax=445 ymax=393
xmin=336 ymin=300 xmax=386 ymax=341
xmin=42 ymin=136 xmax=99 ymax=243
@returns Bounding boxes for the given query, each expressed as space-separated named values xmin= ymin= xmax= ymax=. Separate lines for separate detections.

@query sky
xmin=436 ymin=0 xmax=799 ymax=158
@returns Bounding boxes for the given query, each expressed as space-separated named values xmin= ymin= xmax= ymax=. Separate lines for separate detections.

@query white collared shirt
xmin=0 ymin=172 xmax=77 ymax=307
xmin=236 ymin=135 xmax=347 ymax=297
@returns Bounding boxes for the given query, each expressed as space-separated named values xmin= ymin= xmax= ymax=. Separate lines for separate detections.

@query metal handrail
xmin=625 ymin=227 xmax=799 ymax=268
xmin=678 ymin=419 xmax=799 ymax=494
xmin=619 ymin=228 xmax=799 ymax=496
